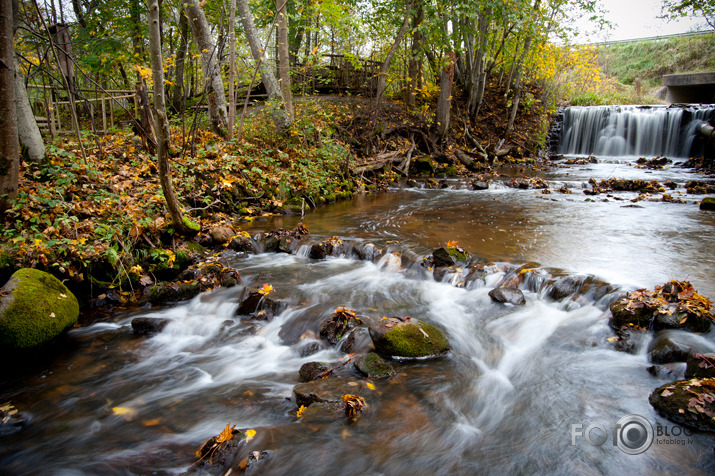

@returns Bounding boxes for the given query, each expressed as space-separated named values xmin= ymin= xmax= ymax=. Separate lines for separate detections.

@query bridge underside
xmin=663 ymin=72 xmax=715 ymax=104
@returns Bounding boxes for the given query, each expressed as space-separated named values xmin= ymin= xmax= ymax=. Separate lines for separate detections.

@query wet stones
xmin=685 ymin=354 xmax=715 ymax=379
xmin=299 ymin=362 xmax=332 ymax=382
xmin=236 ymin=286 xmax=284 ymax=319
xmin=488 ymin=287 xmax=526 ymax=306
xmin=649 ymin=378 xmax=715 ymax=432
xmin=368 ymin=317 xmax=450 ymax=359
xmin=319 ymin=307 xmax=364 ymax=346
xmin=262 ymin=224 xmax=309 ymax=254
xmin=609 ymin=280 xmax=713 ymax=333
xmin=131 ymin=317 xmax=170 ymax=335
xmin=293 ymin=377 xmax=362 ymax=408
xmin=354 ymin=352 xmax=395 ymax=379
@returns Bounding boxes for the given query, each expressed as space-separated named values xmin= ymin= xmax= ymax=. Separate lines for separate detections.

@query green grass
xmin=596 ymin=33 xmax=715 ymax=88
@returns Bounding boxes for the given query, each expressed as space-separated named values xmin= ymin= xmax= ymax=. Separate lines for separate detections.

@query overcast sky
xmin=574 ymin=0 xmax=708 ymax=42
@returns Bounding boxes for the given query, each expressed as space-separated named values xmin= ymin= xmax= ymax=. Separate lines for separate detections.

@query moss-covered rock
xmin=354 ymin=352 xmax=395 ymax=379
xmin=368 ymin=317 xmax=450 ymax=359
xmin=700 ymin=197 xmax=715 ymax=211
xmin=0 ymin=268 xmax=79 ymax=350
xmin=649 ymin=378 xmax=715 ymax=432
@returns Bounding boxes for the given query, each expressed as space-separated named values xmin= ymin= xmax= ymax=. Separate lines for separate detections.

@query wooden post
xmin=109 ymin=93 xmax=114 ymax=129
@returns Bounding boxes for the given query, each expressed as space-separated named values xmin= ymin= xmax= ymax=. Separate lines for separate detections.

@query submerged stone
xmin=368 ymin=317 xmax=450 ymax=359
xmin=0 ymin=268 xmax=79 ymax=350
xmin=293 ymin=377 xmax=361 ymax=408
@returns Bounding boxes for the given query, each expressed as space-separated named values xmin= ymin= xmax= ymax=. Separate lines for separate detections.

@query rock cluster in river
xmin=607 ymin=280 xmax=715 ymax=432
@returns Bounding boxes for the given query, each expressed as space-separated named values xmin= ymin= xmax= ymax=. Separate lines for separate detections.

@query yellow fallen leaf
xmin=296 ymin=405 xmax=307 ymax=418
xmin=245 ymin=429 xmax=256 ymax=441
xmin=606 ymin=336 xmax=618 ymax=343
xmin=365 ymin=381 xmax=376 ymax=391
xmin=112 ymin=406 xmax=137 ymax=420
xmin=142 ymin=419 xmax=161 ymax=427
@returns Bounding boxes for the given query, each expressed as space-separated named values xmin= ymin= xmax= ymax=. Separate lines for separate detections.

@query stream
xmin=1 ymin=108 xmax=715 ymax=475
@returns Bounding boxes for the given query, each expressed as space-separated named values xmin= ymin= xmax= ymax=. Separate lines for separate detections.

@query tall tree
xmin=12 ymin=1 xmax=44 ymax=162
xmin=14 ymin=58 xmax=45 ymax=162
xmin=228 ymin=0 xmax=236 ymax=137
xmin=172 ymin=9 xmax=190 ymax=113
xmin=375 ymin=0 xmax=413 ymax=106
xmin=185 ymin=0 xmax=228 ymax=137
xmin=148 ymin=0 xmax=191 ymax=234
xmin=276 ymin=0 xmax=294 ymax=120
xmin=236 ymin=0 xmax=290 ymax=132
xmin=0 ymin=0 xmax=19 ymax=212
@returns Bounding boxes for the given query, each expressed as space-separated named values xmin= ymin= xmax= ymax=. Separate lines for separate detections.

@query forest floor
xmin=0 ymin=79 xmax=551 ymax=312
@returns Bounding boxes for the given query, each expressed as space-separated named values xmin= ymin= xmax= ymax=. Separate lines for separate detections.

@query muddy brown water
xmin=1 ymin=154 xmax=714 ymax=475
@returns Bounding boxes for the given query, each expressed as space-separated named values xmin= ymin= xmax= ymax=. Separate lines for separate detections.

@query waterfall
xmin=558 ymin=105 xmax=715 ymax=158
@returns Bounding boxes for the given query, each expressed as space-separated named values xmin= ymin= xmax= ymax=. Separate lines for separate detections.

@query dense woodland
xmin=0 ymin=0 xmax=710 ymax=303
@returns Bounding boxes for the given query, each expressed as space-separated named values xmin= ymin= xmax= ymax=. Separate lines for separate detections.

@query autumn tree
xmin=0 ymin=0 xmax=19 ymax=212
xmin=236 ymin=0 xmax=291 ymax=132
xmin=185 ymin=0 xmax=228 ymax=137
xmin=148 ymin=0 xmax=192 ymax=234
xmin=375 ymin=0 xmax=414 ymax=106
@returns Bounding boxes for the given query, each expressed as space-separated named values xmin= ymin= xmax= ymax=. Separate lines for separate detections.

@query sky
xmin=573 ymin=0 xmax=709 ymax=43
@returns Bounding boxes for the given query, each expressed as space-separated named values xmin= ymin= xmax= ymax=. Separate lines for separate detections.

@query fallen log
xmin=698 ymin=122 xmax=714 ymax=143
xmin=454 ymin=149 xmax=475 ymax=169
xmin=396 ymin=137 xmax=416 ymax=175
xmin=352 ymin=151 xmax=402 ymax=174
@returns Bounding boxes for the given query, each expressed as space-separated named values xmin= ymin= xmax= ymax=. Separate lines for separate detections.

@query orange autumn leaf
xmin=216 ymin=423 xmax=236 ymax=443
xmin=258 ymin=284 xmax=273 ymax=295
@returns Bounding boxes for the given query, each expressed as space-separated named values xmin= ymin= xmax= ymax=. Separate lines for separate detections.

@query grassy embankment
xmin=566 ymin=32 xmax=715 ymax=105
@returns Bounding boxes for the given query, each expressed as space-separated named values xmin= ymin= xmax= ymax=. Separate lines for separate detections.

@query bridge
xmin=662 ymin=71 xmax=715 ymax=104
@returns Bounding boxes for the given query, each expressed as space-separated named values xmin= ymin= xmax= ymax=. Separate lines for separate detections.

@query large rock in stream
xmin=0 ymin=268 xmax=79 ymax=350
xmin=610 ymin=280 xmax=714 ymax=333
xmin=649 ymin=378 xmax=715 ymax=432
xmin=368 ymin=317 xmax=450 ymax=359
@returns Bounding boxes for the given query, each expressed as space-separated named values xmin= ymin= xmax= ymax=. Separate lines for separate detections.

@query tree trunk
xmin=0 ymin=0 xmax=19 ymax=212
xmin=236 ymin=0 xmax=290 ymax=132
xmin=185 ymin=0 xmax=228 ymax=137
xmin=14 ymin=58 xmax=44 ymax=162
xmin=148 ymin=0 xmax=190 ymax=234
xmin=434 ymin=51 xmax=455 ymax=140
xmin=406 ymin=1 xmax=423 ymax=108
xmin=172 ymin=9 xmax=189 ymax=113
xmin=135 ymin=81 xmax=157 ymax=154
xmin=375 ymin=0 xmax=413 ymax=106
xmin=468 ymin=8 xmax=491 ymax=119
xmin=276 ymin=0 xmax=293 ymax=120
xmin=228 ymin=0 xmax=236 ymax=137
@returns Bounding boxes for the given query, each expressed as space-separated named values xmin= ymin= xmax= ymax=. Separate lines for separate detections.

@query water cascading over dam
xmin=557 ymin=105 xmax=715 ymax=158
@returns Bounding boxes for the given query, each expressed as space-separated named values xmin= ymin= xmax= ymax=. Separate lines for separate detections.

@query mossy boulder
xmin=354 ymin=352 xmax=395 ymax=379
xmin=368 ymin=317 xmax=450 ymax=359
xmin=700 ymin=197 xmax=715 ymax=211
xmin=0 ymin=268 xmax=79 ymax=350
xmin=649 ymin=378 xmax=715 ymax=432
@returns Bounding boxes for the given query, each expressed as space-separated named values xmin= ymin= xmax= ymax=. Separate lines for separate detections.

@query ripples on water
xmin=1 ymin=155 xmax=714 ymax=475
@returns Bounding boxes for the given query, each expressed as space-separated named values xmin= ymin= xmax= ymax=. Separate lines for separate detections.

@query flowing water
xmin=1 ymin=107 xmax=715 ymax=475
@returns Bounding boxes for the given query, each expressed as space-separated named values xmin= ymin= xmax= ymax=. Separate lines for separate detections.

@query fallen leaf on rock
xmin=216 ymin=423 xmax=236 ymax=443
